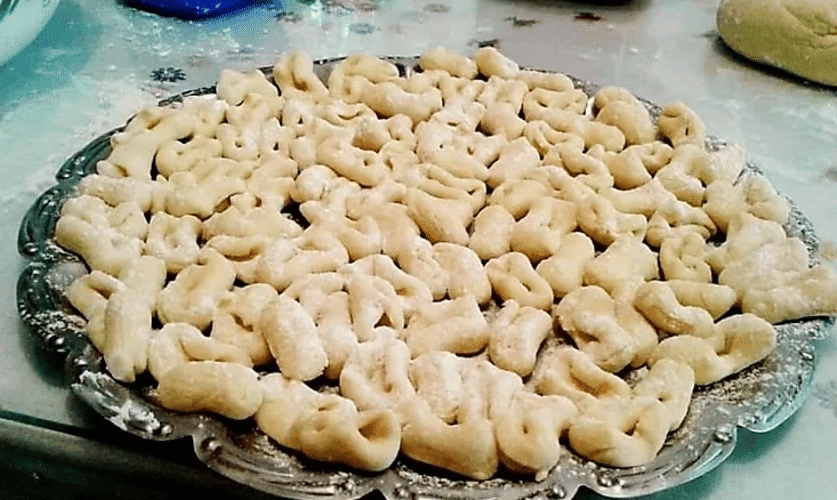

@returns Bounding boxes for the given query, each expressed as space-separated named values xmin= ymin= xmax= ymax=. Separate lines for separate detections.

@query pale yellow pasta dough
xmin=718 ymin=0 xmax=837 ymax=87
xmin=53 ymin=46 xmax=837 ymax=481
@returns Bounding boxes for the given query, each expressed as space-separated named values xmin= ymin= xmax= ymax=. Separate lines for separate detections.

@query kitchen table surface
xmin=1 ymin=0 xmax=836 ymax=499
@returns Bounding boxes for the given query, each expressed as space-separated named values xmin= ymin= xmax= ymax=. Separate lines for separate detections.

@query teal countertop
xmin=1 ymin=1 xmax=836 ymax=498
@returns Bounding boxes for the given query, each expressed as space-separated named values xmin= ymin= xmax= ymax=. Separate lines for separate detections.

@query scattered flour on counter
xmin=770 ymin=101 xmax=837 ymax=136
xmin=813 ymin=380 xmax=837 ymax=418
xmin=0 ymin=74 xmax=154 ymax=215
xmin=94 ymin=2 xmax=270 ymax=66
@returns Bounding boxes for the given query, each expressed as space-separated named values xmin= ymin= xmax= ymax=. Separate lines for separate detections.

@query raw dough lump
xmin=718 ymin=0 xmax=837 ymax=86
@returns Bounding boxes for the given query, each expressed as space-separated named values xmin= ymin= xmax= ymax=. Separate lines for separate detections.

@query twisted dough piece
xmin=256 ymin=373 xmax=401 ymax=472
xmin=535 ymin=348 xmax=694 ymax=467
xmin=648 ymin=314 xmax=776 ymax=385
xmin=554 ymin=286 xmax=639 ymax=373
xmin=157 ymin=361 xmax=263 ymax=420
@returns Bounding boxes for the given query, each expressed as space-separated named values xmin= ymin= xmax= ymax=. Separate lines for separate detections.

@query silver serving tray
xmin=16 ymin=56 xmax=836 ymax=500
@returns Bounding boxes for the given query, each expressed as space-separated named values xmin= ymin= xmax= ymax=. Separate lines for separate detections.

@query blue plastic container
xmin=124 ymin=0 xmax=268 ymax=20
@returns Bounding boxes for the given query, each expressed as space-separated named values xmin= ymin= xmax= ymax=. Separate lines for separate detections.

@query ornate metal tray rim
xmin=15 ymin=56 xmax=836 ymax=500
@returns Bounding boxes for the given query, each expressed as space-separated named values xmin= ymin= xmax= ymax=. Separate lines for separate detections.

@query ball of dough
xmin=717 ymin=0 xmax=837 ymax=86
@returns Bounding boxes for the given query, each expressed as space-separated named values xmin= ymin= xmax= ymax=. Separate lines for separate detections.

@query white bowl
xmin=0 ymin=0 xmax=60 ymax=67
